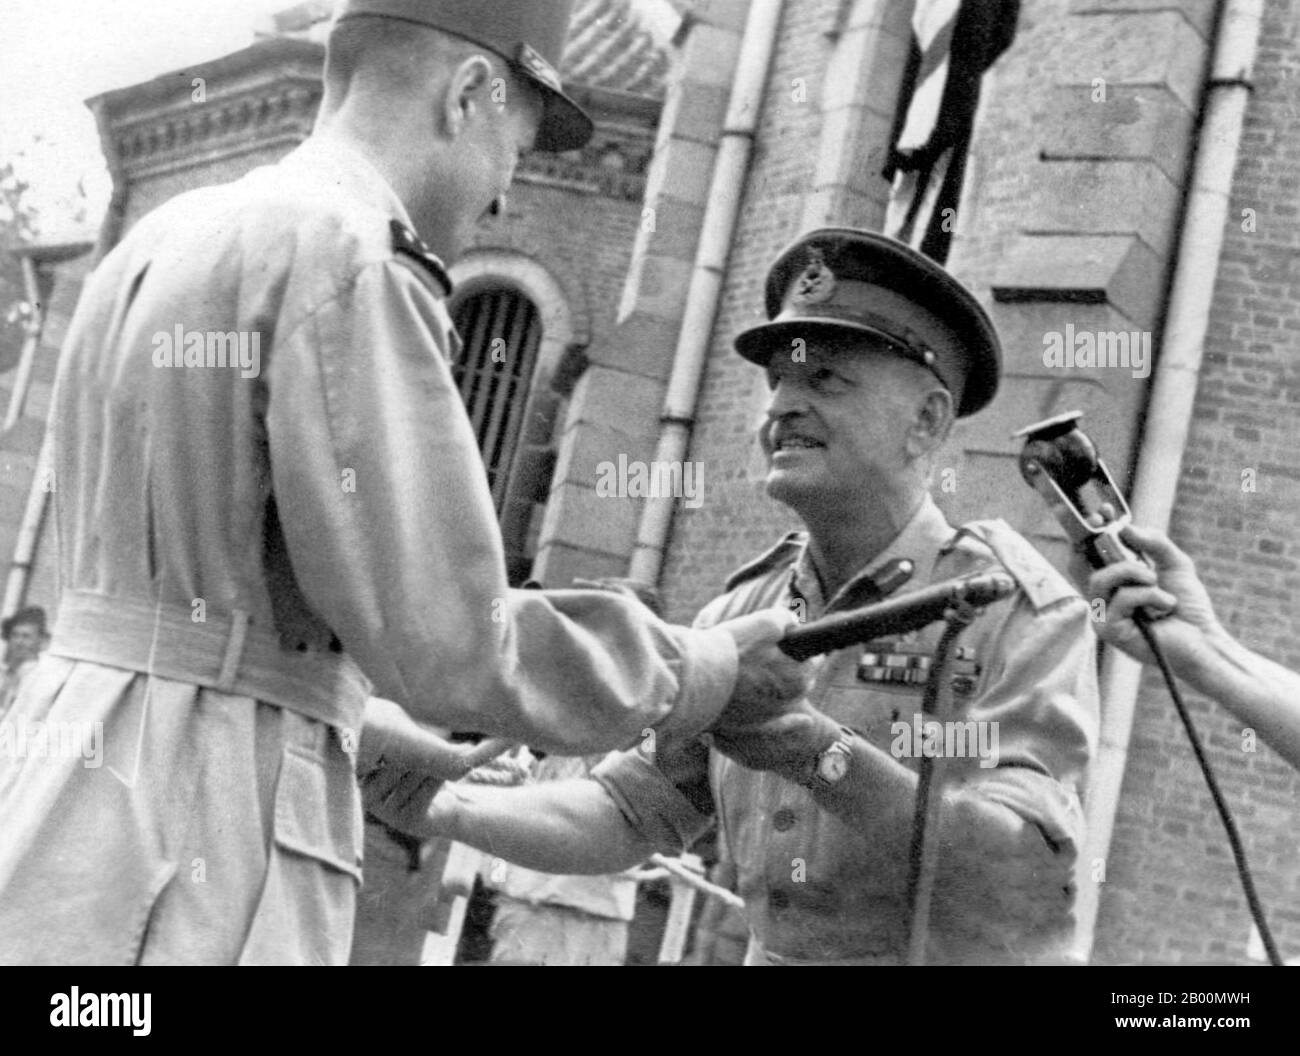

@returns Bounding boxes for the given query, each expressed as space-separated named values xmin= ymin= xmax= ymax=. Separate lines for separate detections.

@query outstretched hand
xmin=1070 ymin=522 xmax=1224 ymax=666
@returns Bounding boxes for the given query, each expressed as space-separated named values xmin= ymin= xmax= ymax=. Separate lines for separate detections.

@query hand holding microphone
xmin=1015 ymin=412 xmax=1297 ymax=963
xmin=1071 ymin=521 xmax=1226 ymax=669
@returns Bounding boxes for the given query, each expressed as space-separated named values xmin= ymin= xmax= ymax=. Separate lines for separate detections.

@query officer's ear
xmin=905 ymin=384 xmax=954 ymax=458
xmin=442 ymin=54 xmax=495 ymax=139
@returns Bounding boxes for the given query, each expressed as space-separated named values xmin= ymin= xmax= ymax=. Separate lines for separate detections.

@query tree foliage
xmin=0 ymin=160 xmax=40 ymax=376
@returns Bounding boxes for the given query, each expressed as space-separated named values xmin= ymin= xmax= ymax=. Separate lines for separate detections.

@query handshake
xmin=671 ymin=606 xmax=839 ymax=784
xmin=355 ymin=604 xmax=836 ymax=841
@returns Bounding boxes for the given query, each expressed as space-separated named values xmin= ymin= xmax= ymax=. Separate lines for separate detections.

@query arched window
xmin=446 ymin=253 xmax=584 ymax=588
xmin=450 ymin=285 xmax=544 ymax=512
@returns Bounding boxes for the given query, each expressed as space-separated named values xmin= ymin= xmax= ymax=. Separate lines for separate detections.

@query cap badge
xmin=791 ymin=248 xmax=836 ymax=307
xmin=515 ymin=43 xmax=563 ymax=94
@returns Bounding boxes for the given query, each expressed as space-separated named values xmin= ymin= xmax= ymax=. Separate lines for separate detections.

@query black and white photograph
xmin=0 ymin=0 xmax=1296 ymax=1031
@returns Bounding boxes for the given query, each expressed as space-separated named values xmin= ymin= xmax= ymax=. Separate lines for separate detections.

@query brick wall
xmin=945 ymin=0 xmax=1211 ymax=556
xmin=535 ymin=3 xmax=749 ymax=588
xmin=659 ymin=0 xmax=841 ymax=623
xmin=1093 ymin=0 xmax=1300 ymax=966
xmin=466 ymin=179 xmax=643 ymax=359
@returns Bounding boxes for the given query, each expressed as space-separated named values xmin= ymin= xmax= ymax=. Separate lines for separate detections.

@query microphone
xmin=779 ymin=572 xmax=1016 ymax=661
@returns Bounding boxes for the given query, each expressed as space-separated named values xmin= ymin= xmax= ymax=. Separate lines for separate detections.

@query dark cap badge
xmin=791 ymin=248 xmax=836 ymax=307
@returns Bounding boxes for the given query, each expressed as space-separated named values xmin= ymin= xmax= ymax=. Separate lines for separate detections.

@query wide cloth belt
xmin=49 ymin=589 xmax=370 ymax=732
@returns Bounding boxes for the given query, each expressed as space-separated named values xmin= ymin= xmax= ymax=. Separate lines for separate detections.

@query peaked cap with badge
xmin=734 ymin=227 xmax=1002 ymax=417
xmin=337 ymin=0 xmax=595 ymax=153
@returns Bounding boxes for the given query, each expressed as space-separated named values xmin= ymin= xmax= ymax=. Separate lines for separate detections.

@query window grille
xmin=450 ymin=286 xmax=544 ymax=512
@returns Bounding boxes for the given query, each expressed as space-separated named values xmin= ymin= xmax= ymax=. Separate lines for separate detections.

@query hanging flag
xmin=884 ymin=0 xmax=1021 ymax=262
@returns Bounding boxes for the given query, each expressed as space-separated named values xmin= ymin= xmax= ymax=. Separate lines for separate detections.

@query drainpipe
xmin=1 ymin=253 xmax=52 ymax=621
xmin=1 ymin=255 xmax=43 ymax=433
xmin=1071 ymin=0 xmax=1264 ymax=963
xmin=1 ymin=431 xmax=52 ymax=621
xmin=628 ymin=0 xmax=785 ymax=584
xmin=2 ymin=97 xmax=124 ymax=622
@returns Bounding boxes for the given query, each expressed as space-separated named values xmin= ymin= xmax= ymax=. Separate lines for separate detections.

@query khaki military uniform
xmin=0 ymin=657 xmax=37 ymax=721
xmin=0 ymin=137 xmax=735 ymax=965
xmin=487 ymin=753 xmax=639 ymax=966
xmin=595 ymin=496 xmax=1099 ymax=965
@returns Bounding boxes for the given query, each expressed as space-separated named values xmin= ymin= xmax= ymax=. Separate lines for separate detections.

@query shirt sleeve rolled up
xmin=591 ymin=744 xmax=715 ymax=855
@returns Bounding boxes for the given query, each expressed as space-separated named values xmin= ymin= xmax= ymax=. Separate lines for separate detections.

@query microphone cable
xmin=1135 ymin=614 xmax=1283 ymax=966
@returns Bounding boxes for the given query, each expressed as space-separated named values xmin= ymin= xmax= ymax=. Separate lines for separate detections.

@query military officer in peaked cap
xmin=732 ymin=227 xmax=1001 ymax=415
xmin=422 ymin=228 xmax=1101 ymax=965
xmin=0 ymin=0 xmax=810 ymax=965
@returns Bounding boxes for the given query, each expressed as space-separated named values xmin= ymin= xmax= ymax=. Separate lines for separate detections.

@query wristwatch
xmin=807 ymin=726 xmax=855 ymax=791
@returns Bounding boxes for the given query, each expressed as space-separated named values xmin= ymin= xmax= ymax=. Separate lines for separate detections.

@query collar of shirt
xmin=280 ymin=135 xmax=418 ymax=234
xmin=787 ymin=493 xmax=955 ymax=618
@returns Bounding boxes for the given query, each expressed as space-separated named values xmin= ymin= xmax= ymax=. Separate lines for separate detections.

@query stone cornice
xmin=90 ymin=37 xmax=324 ymax=115
xmin=92 ymin=38 xmax=324 ymax=181
xmin=517 ymin=85 xmax=660 ymax=201
xmin=518 ymin=127 xmax=656 ymax=202
xmin=93 ymin=39 xmax=661 ymax=199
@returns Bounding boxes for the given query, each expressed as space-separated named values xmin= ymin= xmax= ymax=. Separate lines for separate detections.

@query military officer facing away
xmin=424 ymin=229 xmax=1101 ymax=965
xmin=0 ymin=0 xmax=809 ymax=965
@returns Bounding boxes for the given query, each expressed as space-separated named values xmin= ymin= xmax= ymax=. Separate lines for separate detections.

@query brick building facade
xmin=2 ymin=0 xmax=1297 ymax=965
xmin=1080 ymin=0 xmax=1300 ymax=966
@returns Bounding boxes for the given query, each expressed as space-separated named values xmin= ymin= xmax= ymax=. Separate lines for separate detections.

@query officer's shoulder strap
xmin=389 ymin=219 xmax=453 ymax=297
xmin=945 ymin=519 xmax=1080 ymax=612
xmin=723 ymin=530 xmax=806 ymax=593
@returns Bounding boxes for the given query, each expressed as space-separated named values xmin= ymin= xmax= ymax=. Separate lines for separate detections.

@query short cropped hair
xmin=327 ymin=16 xmax=486 ymax=101
xmin=324 ymin=16 xmax=507 ymax=106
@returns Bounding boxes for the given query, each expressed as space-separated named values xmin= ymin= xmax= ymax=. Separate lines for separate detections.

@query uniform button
xmin=769 ymin=889 xmax=790 ymax=910
xmin=772 ymin=808 xmax=796 ymax=831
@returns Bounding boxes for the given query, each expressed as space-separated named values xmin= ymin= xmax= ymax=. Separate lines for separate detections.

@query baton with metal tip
xmin=778 ymin=571 xmax=1017 ymax=660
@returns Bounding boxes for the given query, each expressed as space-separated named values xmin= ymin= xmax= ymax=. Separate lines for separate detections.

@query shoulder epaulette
xmin=946 ymin=519 xmax=1080 ymax=612
xmin=723 ymin=531 xmax=806 ymax=593
xmin=390 ymin=219 xmax=453 ymax=297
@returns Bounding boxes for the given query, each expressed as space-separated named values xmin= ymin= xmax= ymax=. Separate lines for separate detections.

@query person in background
xmin=0 ymin=607 xmax=47 ymax=721
xmin=485 ymin=750 xmax=640 ymax=966
xmin=484 ymin=577 xmax=662 ymax=967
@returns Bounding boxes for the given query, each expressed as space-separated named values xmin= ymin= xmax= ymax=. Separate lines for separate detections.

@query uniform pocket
xmin=272 ymin=742 xmax=363 ymax=882
xmin=816 ymin=679 xmax=926 ymax=748
xmin=237 ymin=738 xmax=363 ymax=965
